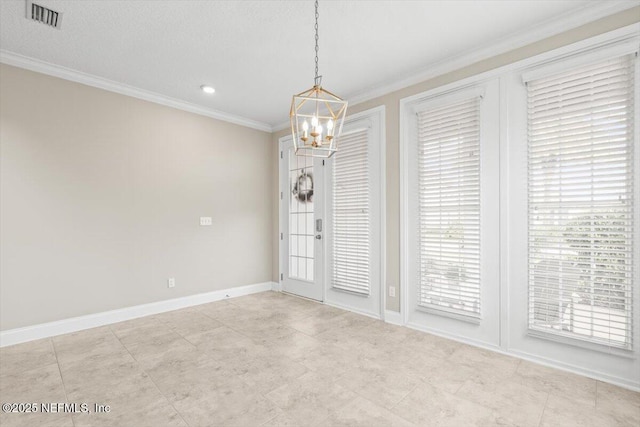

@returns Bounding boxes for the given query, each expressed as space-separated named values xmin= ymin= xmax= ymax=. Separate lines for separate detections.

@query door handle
xmin=315 ymin=234 xmax=322 ymax=240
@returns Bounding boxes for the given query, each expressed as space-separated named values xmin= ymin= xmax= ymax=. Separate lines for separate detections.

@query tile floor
xmin=1 ymin=291 xmax=638 ymax=427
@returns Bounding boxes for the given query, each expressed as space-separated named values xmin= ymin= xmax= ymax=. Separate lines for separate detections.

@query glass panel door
xmin=280 ymin=138 xmax=324 ymax=301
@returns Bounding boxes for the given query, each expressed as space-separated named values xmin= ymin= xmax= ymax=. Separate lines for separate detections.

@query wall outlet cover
xmin=168 ymin=278 xmax=176 ymax=288
xmin=200 ymin=217 xmax=212 ymax=226
xmin=389 ymin=286 xmax=396 ymax=297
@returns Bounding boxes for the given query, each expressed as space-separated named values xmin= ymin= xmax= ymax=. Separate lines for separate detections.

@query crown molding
xmin=2 ymin=1 xmax=636 ymax=134
xmin=272 ymin=0 xmax=638 ymax=132
xmin=0 ymin=50 xmax=273 ymax=133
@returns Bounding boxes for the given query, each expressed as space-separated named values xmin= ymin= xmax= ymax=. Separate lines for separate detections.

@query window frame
xmin=503 ymin=47 xmax=639 ymax=389
xmin=524 ymin=52 xmax=637 ymax=350
xmin=329 ymin=126 xmax=372 ymax=296
xmin=415 ymin=93 xmax=483 ymax=319
xmin=401 ymin=81 xmax=501 ymax=347
xmin=399 ymin=23 xmax=640 ymax=389
xmin=516 ymin=47 xmax=640 ymax=356
xmin=324 ymin=106 xmax=386 ymax=319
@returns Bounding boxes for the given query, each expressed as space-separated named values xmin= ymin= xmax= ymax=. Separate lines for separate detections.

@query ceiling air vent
xmin=26 ymin=0 xmax=62 ymax=29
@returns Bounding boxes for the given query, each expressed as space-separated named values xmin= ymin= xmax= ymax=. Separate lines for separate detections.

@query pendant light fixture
xmin=290 ymin=0 xmax=347 ymax=158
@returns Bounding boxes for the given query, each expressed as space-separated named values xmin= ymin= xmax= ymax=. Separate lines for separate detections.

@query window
xmin=288 ymin=150 xmax=315 ymax=281
xmin=417 ymin=96 xmax=481 ymax=317
xmin=402 ymin=32 xmax=638 ymax=389
xmin=331 ymin=129 xmax=370 ymax=295
xmin=527 ymin=54 xmax=635 ymax=348
xmin=326 ymin=107 xmax=384 ymax=316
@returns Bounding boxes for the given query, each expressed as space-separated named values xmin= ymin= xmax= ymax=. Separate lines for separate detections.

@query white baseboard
xmin=508 ymin=348 xmax=640 ymax=393
xmin=271 ymin=281 xmax=282 ymax=292
xmin=0 ymin=281 xmax=276 ymax=348
xmin=383 ymin=310 xmax=404 ymax=326
xmin=324 ymin=300 xmax=382 ymax=320
xmin=406 ymin=321 xmax=499 ymax=351
xmin=405 ymin=321 xmax=640 ymax=392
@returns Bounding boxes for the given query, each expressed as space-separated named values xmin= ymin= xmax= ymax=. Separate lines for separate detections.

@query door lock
xmin=315 ymin=234 xmax=322 ymax=240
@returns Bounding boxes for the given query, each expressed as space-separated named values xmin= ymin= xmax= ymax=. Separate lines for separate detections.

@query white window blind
xmin=332 ymin=129 xmax=370 ymax=295
xmin=527 ymin=54 xmax=635 ymax=349
xmin=417 ymin=97 xmax=481 ymax=317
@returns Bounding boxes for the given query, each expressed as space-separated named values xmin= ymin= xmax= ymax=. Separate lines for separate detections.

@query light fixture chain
xmin=314 ymin=0 xmax=320 ymax=86
xmin=290 ymin=0 xmax=346 ymax=158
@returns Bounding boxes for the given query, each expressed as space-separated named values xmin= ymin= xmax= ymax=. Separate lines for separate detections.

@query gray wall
xmin=0 ymin=64 xmax=273 ymax=330
xmin=271 ymin=6 xmax=640 ymax=312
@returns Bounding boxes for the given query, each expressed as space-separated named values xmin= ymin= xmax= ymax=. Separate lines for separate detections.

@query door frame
xmin=278 ymin=105 xmax=386 ymax=319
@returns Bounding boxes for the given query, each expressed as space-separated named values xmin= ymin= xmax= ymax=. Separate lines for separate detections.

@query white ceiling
xmin=1 ymin=1 xmax=638 ymax=130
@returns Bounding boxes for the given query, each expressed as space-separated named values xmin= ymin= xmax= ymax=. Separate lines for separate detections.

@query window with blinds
xmin=527 ymin=54 xmax=635 ymax=349
xmin=417 ymin=97 xmax=481 ymax=317
xmin=331 ymin=129 xmax=370 ymax=295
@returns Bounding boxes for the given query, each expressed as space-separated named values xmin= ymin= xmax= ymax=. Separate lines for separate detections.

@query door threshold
xmin=280 ymin=290 xmax=324 ymax=304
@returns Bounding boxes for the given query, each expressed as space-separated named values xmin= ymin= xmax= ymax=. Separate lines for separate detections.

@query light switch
xmin=200 ymin=217 xmax=212 ymax=226
xmin=389 ymin=286 xmax=396 ymax=298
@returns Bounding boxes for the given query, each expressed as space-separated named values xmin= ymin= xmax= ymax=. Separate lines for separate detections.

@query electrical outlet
xmin=167 ymin=277 xmax=176 ymax=288
xmin=388 ymin=286 xmax=396 ymax=297
xmin=200 ymin=217 xmax=212 ymax=226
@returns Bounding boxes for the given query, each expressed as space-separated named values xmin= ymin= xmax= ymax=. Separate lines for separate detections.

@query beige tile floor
xmin=1 ymin=291 xmax=638 ymax=427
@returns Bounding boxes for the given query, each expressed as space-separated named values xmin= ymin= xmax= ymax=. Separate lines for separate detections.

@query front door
xmin=279 ymin=107 xmax=385 ymax=314
xmin=279 ymin=137 xmax=324 ymax=301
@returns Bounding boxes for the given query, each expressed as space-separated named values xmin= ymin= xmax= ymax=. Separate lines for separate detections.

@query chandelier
xmin=290 ymin=0 xmax=347 ymax=158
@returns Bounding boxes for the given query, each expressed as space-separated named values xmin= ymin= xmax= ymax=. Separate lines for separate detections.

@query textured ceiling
xmin=1 ymin=1 xmax=637 ymax=128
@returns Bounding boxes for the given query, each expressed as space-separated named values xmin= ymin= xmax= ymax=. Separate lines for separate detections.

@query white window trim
xmin=324 ymin=106 xmax=386 ymax=319
xmin=399 ymin=23 xmax=640 ymax=391
xmin=329 ymin=126 xmax=371 ymax=296
xmin=397 ymin=23 xmax=639 ymax=110
xmin=521 ymin=40 xmax=639 ymax=84
xmin=504 ymin=42 xmax=640 ymax=377
xmin=401 ymin=80 xmax=501 ymax=346
xmin=409 ymin=85 xmax=485 ymax=323
xmin=523 ymin=52 xmax=637 ymax=352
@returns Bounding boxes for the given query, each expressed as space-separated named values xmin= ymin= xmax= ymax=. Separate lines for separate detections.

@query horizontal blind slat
xmin=418 ymin=96 xmax=482 ymax=317
xmin=332 ymin=129 xmax=370 ymax=295
xmin=527 ymin=53 xmax=635 ymax=349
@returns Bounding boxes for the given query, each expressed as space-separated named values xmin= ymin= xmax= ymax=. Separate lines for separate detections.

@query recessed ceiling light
xmin=200 ymin=85 xmax=215 ymax=94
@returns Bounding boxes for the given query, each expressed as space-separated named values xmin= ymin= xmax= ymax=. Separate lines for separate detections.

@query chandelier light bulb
xmin=311 ymin=115 xmax=318 ymax=128
xmin=302 ymin=120 xmax=309 ymax=131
